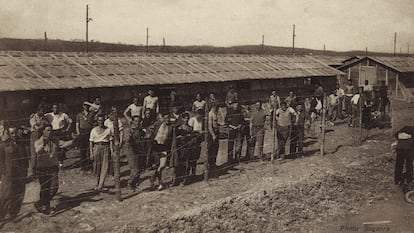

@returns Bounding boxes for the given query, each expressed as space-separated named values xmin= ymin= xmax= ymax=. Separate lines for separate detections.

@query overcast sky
xmin=0 ymin=0 xmax=413 ymax=53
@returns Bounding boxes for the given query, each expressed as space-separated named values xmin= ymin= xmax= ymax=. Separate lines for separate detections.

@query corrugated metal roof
xmin=0 ymin=51 xmax=342 ymax=92
xmin=337 ymin=56 xmax=414 ymax=73
xmin=310 ymin=55 xmax=349 ymax=66
xmin=373 ymin=56 xmax=414 ymax=73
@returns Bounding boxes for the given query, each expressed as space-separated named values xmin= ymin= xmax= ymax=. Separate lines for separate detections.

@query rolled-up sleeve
xmin=89 ymin=128 xmax=96 ymax=142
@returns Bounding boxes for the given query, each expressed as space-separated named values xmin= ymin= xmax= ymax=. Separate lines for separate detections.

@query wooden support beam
xmin=396 ymin=73 xmax=399 ymax=98
xmin=385 ymin=69 xmax=388 ymax=86
xmin=112 ymin=108 xmax=122 ymax=202
xmin=320 ymin=94 xmax=326 ymax=156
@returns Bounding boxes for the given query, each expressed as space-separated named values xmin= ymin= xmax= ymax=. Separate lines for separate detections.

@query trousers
xmin=227 ymin=128 xmax=242 ymax=163
xmin=290 ymin=125 xmax=304 ymax=156
xmin=395 ymin=149 xmax=413 ymax=183
xmin=37 ymin=166 xmax=59 ymax=207
xmin=276 ymin=125 xmax=291 ymax=157
xmin=124 ymin=143 xmax=140 ymax=186
xmin=207 ymin=132 xmax=219 ymax=168
xmin=248 ymin=127 xmax=265 ymax=159
xmin=78 ymin=130 xmax=92 ymax=170
xmin=92 ymin=144 xmax=110 ymax=189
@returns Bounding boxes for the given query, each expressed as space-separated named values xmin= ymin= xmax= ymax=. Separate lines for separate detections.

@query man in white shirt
xmin=363 ymin=80 xmax=374 ymax=100
xmin=104 ymin=110 xmax=124 ymax=145
xmin=189 ymin=109 xmax=203 ymax=133
xmin=350 ymin=92 xmax=361 ymax=127
xmin=335 ymin=83 xmax=345 ymax=119
xmin=45 ymin=104 xmax=72 ymax=132
xmin=45 ymin=103 xmax=73 ymax=168
xmin=142 ymin=89 xmax=159 ymax=115
xmin=89 ymin=114 xmax=113 ymax=191
xmin=124 ymin=97 xmax=143 ymax=123
xmin=275 ymin=101 xmax=298 ymax=160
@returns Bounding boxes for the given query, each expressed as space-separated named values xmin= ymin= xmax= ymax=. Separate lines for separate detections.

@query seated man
xmin=393 ymin=126 xmax=414 ymax=186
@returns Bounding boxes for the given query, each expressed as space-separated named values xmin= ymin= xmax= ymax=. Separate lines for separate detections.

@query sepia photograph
xmin=0 ymin=0 xmax=413 ymax=232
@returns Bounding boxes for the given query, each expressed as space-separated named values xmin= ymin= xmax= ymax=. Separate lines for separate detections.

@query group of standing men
xmin=224 ymin=86 xmax=311 ymax=164
xmin=2 ymin=81 xmax=365 ymax=218
xmin=327 ymin=79 xmax=389 ymax=128
xmin=0 ymin=101 xmax=77 ymax=217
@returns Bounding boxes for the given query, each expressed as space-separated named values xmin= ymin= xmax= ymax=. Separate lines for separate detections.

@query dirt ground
xmin=1 ymin=100 xmax=414 ymax=233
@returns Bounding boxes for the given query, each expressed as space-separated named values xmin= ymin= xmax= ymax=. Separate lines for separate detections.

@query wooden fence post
xmin=359 ymin=88 xmax=364 ymax=145
xmin=112 ymin=108 xmax=122 ymax=202
xmin=320 ymin=94 xmax=326 ymax=156
xmin=390 ymin=99 xmax=394 ymax=137
xmin=203 ymin=106 xmax=209 ymax=181
xmin=271 ymin=106 xmax=277 ymax=161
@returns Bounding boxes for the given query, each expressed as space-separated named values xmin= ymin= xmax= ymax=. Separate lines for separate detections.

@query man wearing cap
xmin=76 ymin=102 xmax=96 ymax=171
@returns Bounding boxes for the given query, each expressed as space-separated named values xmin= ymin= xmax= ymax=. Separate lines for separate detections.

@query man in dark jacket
xmin=33 ymin=124 xmax=76 ymax=215
xmin=291 ymin=105 xmax=310 ymax=157
xmin=248 ymin=101 xmax=266 ymax=161
xmin=76 ymin=102 xmax=95 ymax=171
xmin=123 ymin=115 xmax=144 ymax=190
xmin=0 ymin=127 xmax=28 ymax=220
xmin=394 ymin=126 xmax=414 ymax=185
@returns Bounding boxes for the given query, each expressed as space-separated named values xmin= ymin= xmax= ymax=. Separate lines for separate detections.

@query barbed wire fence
xmin=0 ymin=90 xmax=392 ymax=219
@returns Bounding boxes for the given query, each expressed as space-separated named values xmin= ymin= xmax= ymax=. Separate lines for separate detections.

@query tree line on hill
xmin=0 ymin=37 xmax=393 ymax=57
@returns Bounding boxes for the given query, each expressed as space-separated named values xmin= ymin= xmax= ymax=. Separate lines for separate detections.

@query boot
xmin=157 ymin=171 xmax=164 ymax=191
xmin=150 ymin=171 xmax=158 ymax=189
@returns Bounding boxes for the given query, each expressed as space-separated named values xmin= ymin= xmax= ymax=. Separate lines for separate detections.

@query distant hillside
xmin=0 ymin=37 xmax=393 ymax=57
